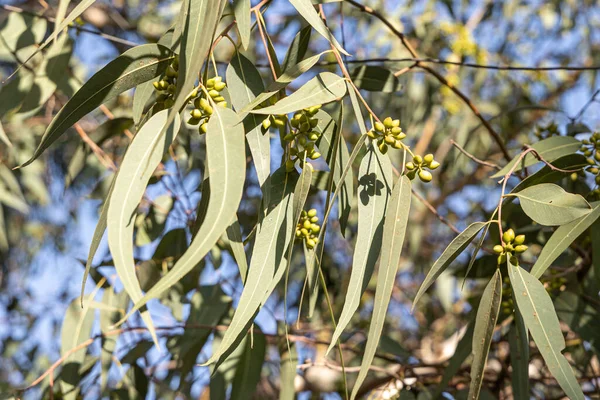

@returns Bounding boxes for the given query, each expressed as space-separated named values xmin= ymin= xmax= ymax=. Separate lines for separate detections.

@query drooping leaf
xmin=282 ymin=26 xmax=312 ymax=72
xmin=99 ymin=287 xmax=129 ymax=392
xmin=233 ymin=0 xmax=251 ymax=50
xmin=226 ymin=52 xmax=270 ymax=190
xmin=241 ymin=51 xmax=330 ymax=113
xmin=412 ymin=222 xmax=489 ymax=310
xmin=468 ymin=269 xmax=502 ymax=399
xmin=315 ymin=110 xmax=353 ymax=236
xmin=289 ymin=0 xmax=349 ymax=55
xmin=350 ymin=176 xmax=411 ymax=399
xmin=204 ymin=167 xmax=297 ymax=368
xmin=107 ymin=109 xmax=180 ymax=346
xmin=230 ymin=330 xmax=267 ymax=400
xmin=226 ymin=219 xmax=249 ymax=283
xmin=531 ymin=201 xmax=600 ymax=278
xmin=121 ymin=107 xmax=246 ymax=321
xmin=507 ymin=258 xmax=584 ymax=400
xmin=20 ymin=44 xmax=175 ymax=167
xmin=508 ymin=306 xmax=530 ymax=400
xmin=491 ymin=136 xmax=581 ymax=178
xmin=328 ymin=145 xmax=392 ymax=352
xmin=511 ymin=183 xmax=591 ymax=226
xmin=252 ymin=72 xmax=347 ymax=115
xmin=350 ymin=65 xmax=402 ymax=93
xmin=279 ymin=339 xmax=298 ymax=400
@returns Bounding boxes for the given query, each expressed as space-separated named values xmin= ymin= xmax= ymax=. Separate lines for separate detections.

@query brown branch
xmin=451 ymin=140 xmax=500 ymax=170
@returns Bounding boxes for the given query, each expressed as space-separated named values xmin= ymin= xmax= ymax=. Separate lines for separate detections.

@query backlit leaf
xmin=282 ymin=26 xmax=312 ymax=72
xmin=233 ymin=0 xmax=251 ymax=50
xmin=289 ymin=0 xmax=349 ymax=55
xmin=350 ymin=65 xmax=402 ymax=93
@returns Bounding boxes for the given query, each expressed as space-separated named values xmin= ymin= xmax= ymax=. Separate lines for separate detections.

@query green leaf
xmin=20 ymin=44 xmax=175 ymax=167
xmin=412 ymin=222 xmax=489 ymax=310
xmin=315 ymin=110 xmax=353 ymax=236
xmin=99 ymin=287 xmax=129 ymax=392
xmin=252 ymin=72 xmax=346 ymax=115
xmin=350 ymin=65 xmax=402 ymax=93
xmin=204 ymin=167 xmax=297 ymax=368
xmin=107 ymin=109 xmax=180 ymax=347
xmin=511 ymin=183 xmax=591 ymax=226
xmin=508 ymin=306 xmax=530 ymax=400
xmin=226 ymin=219 xmax=249 ymax=283
xmin=0 ymin=12 xmax=47 ymax=61
xmin=60 ymin=295 xmax=96 ymax=400
xmin=468 ymin=269 xmax=502 ymax=399
xmin=241 ymin=52 xmax=330 ymax=113
xmin=279 ymin=340 xmax=298 ymax=400
xmin=226 ymin=52 xmax=270 ymax=189
xmin=282 ymin=26 xmax=312 ymax=73
xmin=491 ymin=136 xmax=581 ymax=179
xmin=531 ymin=201 xmax=600 ymax=278
xmin=289 ymin=0 xmax=349 ymax=55
xmin=328 ymin=145 xmax=392 ymax=353
xmin=121 ymin=107 xmax=246 ymax=322
xmin=507 ymin=258 xmax=584 ymax=400
xmin=233 ymin=0 xmax=251 ymax=50
xmin=350 ymin=176 xmax=411 ymax=399
xmin=230 ymin=331 xmax=267 ymax=400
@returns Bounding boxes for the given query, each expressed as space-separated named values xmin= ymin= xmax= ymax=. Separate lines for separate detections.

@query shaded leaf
xmin=282 ymin=26 xmax=312 ymax=72
xmin=508 ymin=306 xmax=529 ymax=400
xmin=350 ymin=176 xmax=411 ymax=399
xmin=289 ymin=0 xmax=349 ymax=55
xmin=350 ymin=65 xmax=402 ymax=93
xmin=511 ymin=183 xmax=591 ymax=226
xmin=226 ymin=219 xmax=249 ymax=283
xmin=507 ymin=258 xmax=584 ymax=400
xmin=230 ymin=330 xmax=267 ymax=400
xmin=233 ymin=0 xmax=251 ymax=50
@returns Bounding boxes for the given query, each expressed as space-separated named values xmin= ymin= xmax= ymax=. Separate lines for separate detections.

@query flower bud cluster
xmin=493 ymin=229 xmax=527 ymax=265
xmin=367 ymin=117 xmax=405 ymax=154
xmin=579 ymin=133 xmax=600 ymax=194
xmin=188 ymin=76 xmax=227 ymax=134
xmin=295 ymin=209 xmax=320 ymax=249
xmin=533 ymin=121 xmax=560 ymax=140
xmin=285 ymin=106 xmax=323 ymax=171
xmin=405 ymin=154 xmax=440 ymax=183
xmin=153 ymin=55 xmax=181 ymax=109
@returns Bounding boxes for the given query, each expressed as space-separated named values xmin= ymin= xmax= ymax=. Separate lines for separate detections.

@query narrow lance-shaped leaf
xmin=328 ymin=145 xmax=392 ymax=351
xmin=281 ymin=26 xmax=312 ymax=73
xmin=230 ymin=330 xmax=267 ymax=400
xmin=204 ymin=168 xmax=297 ymax=369
xmin=350 ymin=65 xmax=402 ymax=93
xmin=350 ymin=176 xmax=411 ymax=399
xmin=252 ymin=72 xmax=347 ymax=115
xmin=107 ymin=109 xmax=180 ymax=347
xmin=233 ymin=0 xmax=251 ymax=50
xmin=412 ymin=221 xmax=489 ymax=310
xmin=19 ymin=44 xmax=174 ymax=167
xmin=507 ymin=257 xmax=584 ymax=400
xmin=241 ymin=51 xmax=330 ymax=113
xmin=491 ymin=136 xmax=581 ymax=179
xmin=289 ymin=0 xmax=349 ymax=55
xmin=531 ymin=201 xmax=600 ymax=278
xmin=226 ymin=219 xmax=249 ymax=283
xmin=226 ymin=52 xmax=270 ymax=190
xmin=510 ymin=183 xmax=591 ymax=226
xmin=468 ymin=269 xmax=502 ymax=400
xmin=118 ymin=107 xmax=246 ymax=323
xmin=509 ymin=305 xmax=530 ymax=399
xmin=99 ymin=287 xmax=128 ymax=391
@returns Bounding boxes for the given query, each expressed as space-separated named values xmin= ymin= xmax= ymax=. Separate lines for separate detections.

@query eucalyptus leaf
xmin=282 ymin=26 xmax=312 ymax=72
xmin=507 ymin=258 xmax=584 ymax=400
xmin=350 ymin=176 xmax=411 ymax=399
xmin=289 ymin=0 xmax=349 ymax=55
xmin=233 ymin=0 xmax=251 ymax=50
xmin=230 ymin=331 xmax=266 ymax=400
xmin=508 ymin=306 xmax=529 ymax=399
xmin=350 ymin=65 xmax=402 ymax=93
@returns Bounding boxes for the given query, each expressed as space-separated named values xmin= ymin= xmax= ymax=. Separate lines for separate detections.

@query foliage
xmin=1 ymin=0 xmax=600 ymax=399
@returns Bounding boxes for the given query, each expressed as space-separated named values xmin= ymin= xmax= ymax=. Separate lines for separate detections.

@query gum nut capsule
xmin=164 ymin=98 xmax=175 ymax=108
xmin=213 ymin=96 xmax=225 ymax=103
xmin=306 ymin=210 xmax=316 ymax=219
xmin=214 ymin=81 xmax=227 ymax=91
xmin=392 ymin=119 xmax=400 ymax=127
xmin=166 ymin=65 xmax=177 ymax=77
xmin=393 ymin=140 xmax=403 ymax=149
xmin=428 ymin=161 xmax=441 ymax=170
xmin=498 ymin=253 xmax=507 ymax=264
xmin=309 ymin=133 xmax=319 ymax=141
xmin=379 ymin=142 xmax=388 ymax=154
xmin=374 ymin=122 xmax=385 ymax=132
xmin=153 ymin=81 xmax=162 ymax=90
xmin=584 ymin=150 xmax=592 ymax=157
xmin=300 ymin=122 xmax=311 ymax=132
xmin=367 ymin=130 xmax=377 ymax=139
xmin=286 ymin=159 xmax=296 ymax=170
xmin=311 ymin=224 xmax=320 ymax=233
xmin=391 ymin=126 xmax=402 ymax=135
xmin=262 ymin=118 xmax=272 ymax=130
xmin=596 ymin=151 xmax=600 ymax=161
xmin=383 ymin=117 xmax=394 ymax=128
xmin=303 ymin=219 xmax=312 ymax=229
xmin=493 ymin=245 xmax=504 ymax=254
xmin=424 ymin=154 xmax=434 ymax=164
xmin=588 ymin=167 xmax=599 ymax=174
xmin=189 ymin=88 xmax=199 ymax=98
xmin=274 ymin=117 xmax=286 ymax=127
xmin=293 ymin=113 xmax=303 ymax=121
xmin=587 ymin=158 xmax=596 ymax=165
xmin=191 ymin=109 xmax=203 ymax=119
xmin=208 ymin=89 xmax=220 ymax=98
xmin=413 ymin=155 xmax=423 ymax=164
xmin=596 ymin=175 xmax=600 ymax=184
xmin=204 ymin=105 xmax=214 ymax=115
xmin=298 ymin=135 xmax=307 ymax=145
xmin=290 ymin=147 xmax=298 ymax=156
xmin=515 ymin=245 xmax=528 ymax=253
xmin=283 ymin=133 xmax=294 ymax=141
xmin=310 ymin=119 xmax=319 ymax=128
xmin=300 ymin=228 xmax=309 ymax=236
xmin=167 ymin=84 xmax=177 ymax=94
xmin=218 ymin=101 xmax=228 ymax=108
xmin=310 ymin=216 xmax=319 ymax=223
xmin=398 ymin=132 xmax=407 ymax=140
xmin=200 ymin=123 xmax=209 ymax=134
xmin=384 ymin=135 xmax=396 ymax=145
xmin=307 ymin=239 xmax=316 ymax=249
xmin=309 ymin=152 xmax=321 ymax=160
xmin=206 ymin=78 xmax=215 ymax=88
xmin=290 ymin=118 xmax=299 ymax=128
xmin=405 ymin=162 xmax=415 ymax=170
xmin=188 ymin=117 xmax=200 ymax=125
xmin=503 ymin=228 xmax=515 ymax=243
xmin=296 ymin=230 xmax=302 ymax=237
xmin=418 ymin=170 xmax=433 ymax=182
xmin=514 ymin=235 xmax=526 ymax=245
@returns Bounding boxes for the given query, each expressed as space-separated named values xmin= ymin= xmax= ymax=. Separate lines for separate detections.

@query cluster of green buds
xmin=188 ymin=76 xmax=227 ymax=134
xmin=152 ymin=55 xmax=180 ymax=109
xmin=580 ymin=132 xmax=600 ymax=190
xmin=405 ymin=154 xmax=440 ymax=183
xmin=367 ymin=117 xmax=406 ymax=154
xmin=501 ymin=276 xmax=514 ymax=316
xmin=493 ymin=229 xmax=528 ymax=265
xmin=260 ymin=97 xmax=287 ymax=132
xmin=295 ymin=209 xmax=320 ymax=249
xmin=284 ymin=106 xmax=323 ymax=171
xmin=543 ymin=269 xmax=567 ymax=298
xmin=533 ymin=121 xmax=560 ymax=140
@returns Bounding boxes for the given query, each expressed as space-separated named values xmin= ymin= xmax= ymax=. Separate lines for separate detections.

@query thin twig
xmin=451 ymin=140 xmax=500 ymax=170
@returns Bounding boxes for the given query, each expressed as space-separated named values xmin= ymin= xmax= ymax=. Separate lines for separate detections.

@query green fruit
xmin=214 ymin=81 xmax=227 ymax=91
xmin=493 ymin=245 xmax=504 ymax=254
xmin=307 ymin=209 xmax=317 ymax=218
xmin=199 ymin=122 xmax=208 ymax=134
xmin=429 ymin=161 xmax=441 ymax=170
xmin=153 ymin=81 xmax=162 ymax=90
xmin=392 ymin=119 xmax=400 ymax=127
xmin=571 ymin=172 xmax=578 ymax=181
xmin=497 ymin=253 xmax=507 ymax=265
xmin=367 ymin=130 xmax=377 ymax=139
xmin=587 ymin=167 xmax=599 ymax=174
xmin=424 ymin=154 xmax=434 ymax=164
xmin=303 ymin=220 xmax=312 ymax=229
xmin=204 ymin=105 xmax=214 ymax=115
xmin=309 ymin=133 xmax=319 ymax=141
xmin=206 ymin=78 xmax=215 ymax=88
xmin=413 ymin=155 xmax=423 ymax=164
xmin=188 ymin=117 xmax=200 ymax=125
xmin=384 ymin=135 xmax=395 ymax=145
xmin=309 ymin=152 xmax=321 ymax=160
xmin=514 ymin=245 xmax=528 ymax=253
xmin=378 ymin=142 xmax=388 ymax=154
xmin=286 ymin=160 xmax=296 ymax=171
xmin=208 ymin=89 xmax=220 ymax=98
xmin=311 ymin=224 xmax=320 ymax=233
xmin=503 ymin=228 xmax=515 ymax=243
xmin=191 ymin=109 xmax=203 ymax=119
xmin=262 ymin=118 xmax=272 ymax=130
xmin=514 ymin=235 xmax=526 ymax=245
xmin=391 ymin=127 xmax=402 ymax=135
xmin=392 ymin=140 xmax=403 ymax=149
xmin=374 ymin=121 xmax=385 ymax=132
xmin=310 ymin=119 xmax=319 ymax=128
xmin=295 ymin=229 xmax=302 ymax=237
xmin=301 ymin=228 xmax=309 ymax=236
xmin=310 ymin=216 xmax=319 ymax=223
xmin=164 ymin=98 xmax=174 ymax=108
xmin=167 ymin=84 xmax=176 ymax=94
xmin=418 ymin=170 xmax=432 ymax=182
xmin=383 ymin=117 xmax=394 ymax=128
xmin=405 ymin=162 xmax=415 ymax=170
xmin=218 ymin=101 xmax=227 ymax=108
xmin=166 ymin=65 xmax=177 ymax=77
xmin=307 ymin=239 xmax=316 ymax=249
